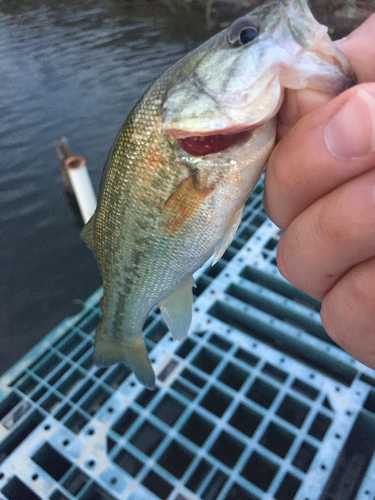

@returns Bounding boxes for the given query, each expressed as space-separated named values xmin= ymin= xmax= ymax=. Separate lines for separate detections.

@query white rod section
xmin=64 ymin=156 xmax=97 ymax=224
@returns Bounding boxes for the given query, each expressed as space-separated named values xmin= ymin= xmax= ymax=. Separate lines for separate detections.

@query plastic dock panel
xmin=1 ymin=177 xmax=375 ymax=500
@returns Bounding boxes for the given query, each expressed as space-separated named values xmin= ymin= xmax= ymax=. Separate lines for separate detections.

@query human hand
xmin=264 ymin=14 xmax=375 ymax=368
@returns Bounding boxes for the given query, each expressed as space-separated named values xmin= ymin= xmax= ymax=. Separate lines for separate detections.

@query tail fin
xmin=93 ymin=324 xmax=155 ymax=390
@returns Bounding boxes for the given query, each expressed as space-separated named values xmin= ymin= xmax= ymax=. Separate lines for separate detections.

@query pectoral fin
xmin=212 ymin=205 xmax=244 ymax=265
xmin=81 ymin=215 xmax=95 ymax=250
xmin=94 ymin=323 xmax=155 ymax=390
xmin=160 ymin=171 xmax=216 ymax=236
xmin=158 ymin=277 xmax=196 ymax=341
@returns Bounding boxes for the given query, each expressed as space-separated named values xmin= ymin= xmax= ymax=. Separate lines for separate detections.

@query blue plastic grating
xmin=0 ymin=176 xmax=375 ymax=500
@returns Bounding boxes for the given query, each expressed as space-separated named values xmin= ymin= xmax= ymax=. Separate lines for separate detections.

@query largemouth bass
xmin=82 ymin=0 xmax=354 ymax=389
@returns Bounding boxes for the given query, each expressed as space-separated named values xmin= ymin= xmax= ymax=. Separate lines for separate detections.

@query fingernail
xmin=324 ymin=88 xmax=375 ymax=160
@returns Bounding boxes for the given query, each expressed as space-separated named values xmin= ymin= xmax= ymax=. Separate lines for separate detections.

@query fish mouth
xmin=175 ymin=129 xmax=254 ymax=157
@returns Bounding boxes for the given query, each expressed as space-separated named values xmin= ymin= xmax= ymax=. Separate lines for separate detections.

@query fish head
xmin=162 ymin=0 xmax=355 ymax=143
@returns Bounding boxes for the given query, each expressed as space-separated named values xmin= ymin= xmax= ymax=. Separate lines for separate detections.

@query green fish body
xmin=82 ymin=0 xmax=354 ymax=389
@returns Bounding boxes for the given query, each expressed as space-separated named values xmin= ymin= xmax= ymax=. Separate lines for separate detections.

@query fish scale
xmin=81 ymin=0 xmax=355 ymax=389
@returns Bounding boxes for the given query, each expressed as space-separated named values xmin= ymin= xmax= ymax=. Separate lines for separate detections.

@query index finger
xmin=264 ymin=83 xmax=375 ymax=229
xmin=338 ymin=13 xmax=375 ymax=84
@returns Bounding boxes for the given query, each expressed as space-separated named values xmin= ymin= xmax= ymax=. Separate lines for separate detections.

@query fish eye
xmin=228 ymin=19 xmax=260 ymax=47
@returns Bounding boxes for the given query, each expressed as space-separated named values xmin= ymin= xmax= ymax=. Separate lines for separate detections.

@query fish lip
xmin=163 ymin=123 xmax=259 ymax=140
xmin=317 ymin=50 xmax=356 ymax=88
xmin=162 ymin=76 xmax=285 ymax=140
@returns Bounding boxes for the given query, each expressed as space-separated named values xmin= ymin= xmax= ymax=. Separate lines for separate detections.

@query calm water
xmin=0 ymin=2 xmax=209 ymax=374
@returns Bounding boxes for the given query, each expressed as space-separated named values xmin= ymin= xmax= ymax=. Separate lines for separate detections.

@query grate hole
xmin=32 ymin=443 xmax=71 ymax=481
xmin=72 ymin=342 xmax=92 ymax=362
xmin=0 ymin=393 xmax=21 ymax=421
xmin=55 ymin=403 xmax=72 ymax=421
xmin=136 ymin=388 xmax=159 ymax=408
xmin=65 ymin=411 xmax=89 ymax=434
xmin=200 ymin=386 xmax=232 ymax=417
xmin=81 ymin=386 xmax=110 ymax=416
xmin=322 ymin=397 xmax=334 ymax=412
xmin=56 ymin=370 xmax=84 ymax=396
xmin=152 ymin=395 xmax=185 ymax=426
xmin=265 ymin=237 xmax=278 ymax=251
xmin=186 ymin=459 xmax=212 ymax=493
xmin=142 ymin=470 xmax=173 ymax=500
xmin=226 ymin=483 xmax=260 ymax=500
xmin=192 ymin=348 xmax=221 ymax=375
xmin=201 ymin=469 xmax=228 ymax=500
xmin=291 ymin=379 xmax=319 ymax=400
xmin=262 ymin=363 xmax=288 ymax=383
xmin=194 ymin=275 xmax=212 ymax=296
xmin=50 ymin=490 xmax=69 ymax=500
xmin=363 ymin=390 xmax=375 ymax=414
xmin=104 ymin=364 xmax=131 ymax=389
xmin=241 ymin=451 xmax=279 ymax=492
xmin=235 ymin=348 xmax=260 ymax=367
xmin=114 ymin=449 xmax=142 ymax=477
xmin=277 ymin=395 xmax=310 ymax=428
xmin=292 ymin=441 xmax=317 ymax=472
xmin=62 ymin=468 xmax=89 ymax=495
xmin=239 ymin=225 xmax=256 ymax=240
xmin=246 ymin=378 xmax=278 ymax=409
xmin=176 ymin=339 xmax=196 ymax=359
xmin=180 ymin=412 xmax=214 ymax=446
xmin=218 ymin=362 xmax=248 ymax=390
xmin=275 ymin=472 xmax=301 ymax=500
xmin=360 ymin=375 xmax=375 ymax=389
xmin=31 ymin=386 xmax=47 ymax=402
xmin=180 ymin=369 xmax=206 ymax=388
xmin=145 ymin=321 xmax=168 ymax=344
xmin=56 ymin=332 xmax=83 ymax=355
xmin=229 ymin=403 xmax=262 ymax=437
xmin=130 ymin=421 xmax=165 ymax=456
xmin=112 ymin=408 xmax=138 ymax=436
xmin=308 ymin=412 xmax=332 ymax=441
xmin=18 ymin=376 xmax=38 ymax=395
xmin=158 ymin=359 xmax=179 ymax=382
xmin=0 ymin=410 xmax=44 ymax=465
xmin=48 ymin=363 xmax=71 ymax=386
xmin=158 ymin=440 xmax=194 ymax=479
xmin=34 ymin=353 xmax=61 ymax=378
xmin=80 ymin=481 xmax=116 ymax=500
xmin=2 ymin=401 xmax=32 ymax=430
xmin=209 ymin=431 xmax=245 ymax=468
xmin=240 ymin=266 xmax=321 ymax=312
xmin=208 ymin=334 xmax=232 ymax=351
xmin=260 ymin=422 xmax=295 ymax=458
xmin=77 ymin=313 xmax=101 ymax=334
xmin=206 ymin=259 xmax=226 ymax=278
xmin=107 ymin=437 xmax=116 ymax=453
xmin=1 ymin=476 xmax=42 ymax=500
xmin=71 ymin=379 xmax=94 ymax=404
xmin=171 ymin=380 xmax=197 ymax=401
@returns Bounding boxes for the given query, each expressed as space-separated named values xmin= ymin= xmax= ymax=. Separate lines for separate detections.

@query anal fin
xmin=94 ymin=323 xmax=155 ymax=390
xmin=212 ymin=205 xmax=244 ymax=265
xmin=158 ymin=277 xmax=195 ymax=342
